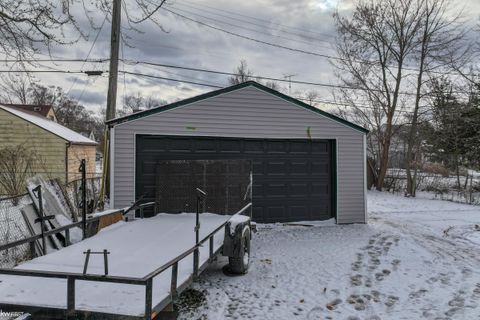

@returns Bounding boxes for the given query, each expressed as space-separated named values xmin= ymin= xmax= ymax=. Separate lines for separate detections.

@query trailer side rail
xmin=0 ymin=203 xmax=252 ymax=319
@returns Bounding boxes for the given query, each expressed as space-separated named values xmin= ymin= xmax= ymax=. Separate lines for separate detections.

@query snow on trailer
xmin=0 ymin=205 xmax=252 ymax=319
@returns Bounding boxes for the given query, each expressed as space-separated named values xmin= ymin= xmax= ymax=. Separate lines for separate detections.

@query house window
xmin=34 ymin=107 xmax=41 ymax=112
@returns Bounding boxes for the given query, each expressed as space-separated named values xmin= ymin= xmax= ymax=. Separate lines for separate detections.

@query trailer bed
xmin=0 ymin=213 xmax=230 ymax=317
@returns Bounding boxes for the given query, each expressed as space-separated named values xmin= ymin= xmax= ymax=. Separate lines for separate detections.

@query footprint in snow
xmin=306 ymin=306 xmax=323 ymax=320
xmin=384 ymin=295 xmax=399 ymax=307
xmin=347 ymin=294 xmax=368 ymax=311
xmin=350 ymin=274 xmax=363 ymax=286
xmin=409 ymin=288 xmax=428 ymax=299
xmin=473 ymin=283 xmax=480 ymax=296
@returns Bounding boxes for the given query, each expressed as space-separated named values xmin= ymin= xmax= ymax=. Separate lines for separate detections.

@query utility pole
xmin=100 ymin=0 xmax=122 ymax=208
xmin=283 ymin=74 xmax=297 ymax=95
xmin=106 ymin=0 xmax=122 ymax=121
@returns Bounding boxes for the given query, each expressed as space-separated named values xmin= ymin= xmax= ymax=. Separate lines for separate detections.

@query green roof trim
xmin=106 ymin=81 xmax=369 ymax=134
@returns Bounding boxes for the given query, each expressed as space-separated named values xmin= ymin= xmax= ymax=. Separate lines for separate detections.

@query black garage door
xmin=136 ymin=136 xmax=335 ymax=223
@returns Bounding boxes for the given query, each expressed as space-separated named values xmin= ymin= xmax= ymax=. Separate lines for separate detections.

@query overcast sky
xmin=8 ymin=0 xmax=480 ymax=116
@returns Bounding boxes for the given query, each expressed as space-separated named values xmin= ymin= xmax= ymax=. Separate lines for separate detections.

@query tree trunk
xmin=406 ymin=18 xmax=428 ymax=197
xmin=455 ymin=154 xmax=461 ymax=189
xmin=376 ymin=129 xmax=393 ymax=191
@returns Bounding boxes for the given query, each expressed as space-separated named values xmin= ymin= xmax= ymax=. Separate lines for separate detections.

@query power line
xmin=178 ymin=0 xmax=336 ymax=39
xmin=171 ymin=2 xmax=332 ymax=45
xmin=121 ymin=70 xmax=224 ymax=88
xmin=164 ymin=8 xmax=341 ymax=61
xmin=0 ymin=58 xmax=108 ymax=63
xmin=124 ymin=59 xmax=470 ymax=96
xmin=162 ymin=7 xmax=475 ymax=78
xmin=124 ymin=59 xmax=348 ymax=88
xmin=67 ymin=14 xmax=109 ymax=96
xmin=171 ymin=1 xmax=335 ymax=44
xmin=0 ymin=61 xmax=472 ymax=97
xmin=0 ymin=70 xmax=105 ymax=74
xmin=118 ymin=69 xmax=434 ymax=115
xmin=166 ymin=5 xmax=335 ymax=51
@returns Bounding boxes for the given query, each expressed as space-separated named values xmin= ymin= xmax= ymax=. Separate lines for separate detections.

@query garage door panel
xmin=168 ymin=138 xmax=192 ymax=152
xmin=252 ymin=206 xmax=264 ymax=221
xmin=289 ymin=141 xmax=310 ymax=154
xmin=289 ymin=206 xmax=309 ymax=220
xmin=267 ymin=206 xmax=286 ymax=220
xmin=252 ymin=183 xmax=264 ymax=197
xmin=264 ymin=183 xmax=287 ymax=197
xmin=311 ymin=205 xmax=331 ymax=220
xmin=311 ymin=160 xmax=329 ymax=175
xmin=290 ymin=160 xmax=309 ymax=175
xmin=244 ymin=140 xmax=264 ymax=153
xmin=219 ymin=139 xmax=241 ymax=153
xmin=267 ymin=140 xmax=288 ymax=153
xmin=289 ymin=183 xmax=309 ymax=197
xmin=252 ymin=160 xmax=264 ymax=175
xmin=311 ymin=182 xmax=330 ymax=196
xmin=266 ymin=160 xmax=287 ymax=175
xmin=136 ymin=136 xmax=333 ymax=223
xmin=312 ymin=142 xmax=328 ymax=153
xmin=196 ymin=139 xmax=217 ymax=152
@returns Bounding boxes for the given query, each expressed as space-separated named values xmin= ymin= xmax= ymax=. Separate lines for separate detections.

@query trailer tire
xmin=228 ymin=226 xmax=250 ymax=274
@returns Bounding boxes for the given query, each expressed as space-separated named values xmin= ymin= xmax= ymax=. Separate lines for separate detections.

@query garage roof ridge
xmin=106 ymin=81 xmax=369 ymax=134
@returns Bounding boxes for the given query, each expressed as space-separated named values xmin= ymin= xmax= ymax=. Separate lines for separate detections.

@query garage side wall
xmin=112 ymin=86 xmax=366 ymax=223
xmin=0 ymin=109 xmax=67 ymax=184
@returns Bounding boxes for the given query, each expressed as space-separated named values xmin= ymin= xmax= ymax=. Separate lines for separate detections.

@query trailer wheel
xmin=228 ymin=226 xmax=250 ymax=274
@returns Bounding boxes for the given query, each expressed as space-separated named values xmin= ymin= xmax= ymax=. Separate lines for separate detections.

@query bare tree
xmin=0 ymin=0 xmax=169 ymax=62
xmin=0 ymin=145 xmax=35 ymax=197
xmin=334 ymin=0 xmax=424 ymax=190
xmin=122 ymin=92 xmax=166 ymax=115
xmin=263 ymin=80 xmax=282 ymax=91
xmin=304 ymin=90 xmax=319 ymax=106
xmin=0 ymin=0 xmax=84 ymax=60
xmin=405 ymin=0 xmax=467 ymax=196
xmin=229 ymin=60 xmax=254 ymax=85
xmin=0 ymin=74 xmax=32 ymax=104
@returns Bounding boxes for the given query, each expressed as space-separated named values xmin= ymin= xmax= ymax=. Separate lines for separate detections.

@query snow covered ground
xmin=181 ymin=191 xmax=480 ymax=320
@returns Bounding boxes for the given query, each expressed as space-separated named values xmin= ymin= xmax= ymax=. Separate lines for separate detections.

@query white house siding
xmin=111 ymin=85 xmax=366 ymax=224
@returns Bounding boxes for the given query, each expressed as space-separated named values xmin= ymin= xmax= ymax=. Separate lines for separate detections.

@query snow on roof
xmin=0 ymin=104 xmax=97 ymax=145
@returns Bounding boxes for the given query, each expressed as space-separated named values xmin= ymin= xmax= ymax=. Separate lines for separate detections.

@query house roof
xmin=4 ymin=104 xmax=55 ymax=118
xmin=106 ymin=81 xmax=369 ymax=134
xmin=0 ymin=105 xmax=98 ymax=145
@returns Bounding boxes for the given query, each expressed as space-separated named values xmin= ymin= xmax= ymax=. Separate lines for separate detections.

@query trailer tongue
xmin=0 ymin=207 xmax=252 ymax=319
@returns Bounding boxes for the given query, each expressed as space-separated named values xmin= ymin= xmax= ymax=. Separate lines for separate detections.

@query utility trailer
xmin=0 ymin=203 xmax=252 ymax=319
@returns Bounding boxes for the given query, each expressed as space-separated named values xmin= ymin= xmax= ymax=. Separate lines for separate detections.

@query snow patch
xmin=228 ymin=214 xmax=250 ymax=236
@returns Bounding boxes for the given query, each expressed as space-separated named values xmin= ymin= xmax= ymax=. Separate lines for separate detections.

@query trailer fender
xmin=223 ymin=215 xmax=251 ymax=274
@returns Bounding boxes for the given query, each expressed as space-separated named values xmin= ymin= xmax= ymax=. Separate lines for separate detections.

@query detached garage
xmin=107 ymin=81 xmax=368 ymax=224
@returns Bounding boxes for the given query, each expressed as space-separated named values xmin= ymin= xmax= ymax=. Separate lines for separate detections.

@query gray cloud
xmin=70 ymin=88 xmax=106 ymax=105
xmin=5 ymin=0 xmax=479 ymax=113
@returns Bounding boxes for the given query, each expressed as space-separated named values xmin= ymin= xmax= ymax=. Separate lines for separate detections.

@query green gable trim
xmin=106 ymin=81 xmax=369 ymax=134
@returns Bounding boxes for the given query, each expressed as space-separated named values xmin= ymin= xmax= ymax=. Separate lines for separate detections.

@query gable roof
xmin=5 ymin=104 xmax=55 ymax=118
xmin=0 ymin=105 xmax=97 ymax=145
xmin=106 ymin=81 xmax=369 ymax=134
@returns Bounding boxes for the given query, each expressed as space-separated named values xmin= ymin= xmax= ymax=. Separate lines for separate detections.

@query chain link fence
xmin=0 ymin=193 xmax=33 ymax=268
xmin=63 ymin=176 xmax=102 ymax=220
xmin=0 ymin=176 xmax=102 ymax=268
xmin=385 ymin=169 xmax=480 ymax=205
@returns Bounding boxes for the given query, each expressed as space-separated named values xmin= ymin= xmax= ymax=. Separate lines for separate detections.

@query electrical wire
xmin=123 ymin=59 xmax=471 ymax=96
xmin=162 ymin=7 xmax=476 ymax=78
xmin=66 ymin=14 xmax=108 ymax=96
xmin=177 ymin=0 xmax=336 ymax=39
xmin=170 ymin=2 xmax=335 ymax=44
xmin=166 ymin=5 xmax=335 ymax=51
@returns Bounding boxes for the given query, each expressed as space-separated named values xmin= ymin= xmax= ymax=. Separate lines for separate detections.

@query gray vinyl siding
xmin=112 ymin=86 xmax=366 ymax=224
